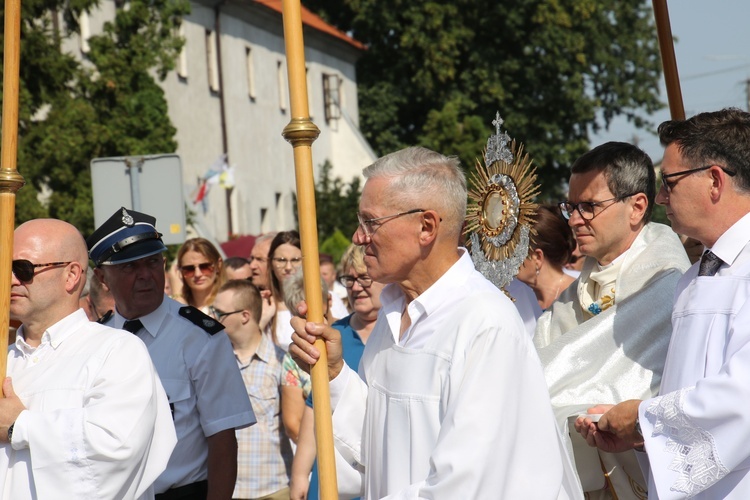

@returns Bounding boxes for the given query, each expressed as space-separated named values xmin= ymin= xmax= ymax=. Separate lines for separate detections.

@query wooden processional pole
xmin=652 ymin=0 xmax=685 ymax=120
xmin=280 ymin=1 xmax=338 ymax=498
xmin=652 ymin=0 xmax=706 ymax=263
xmin=0 ymin=0 xmax=25 ymax=379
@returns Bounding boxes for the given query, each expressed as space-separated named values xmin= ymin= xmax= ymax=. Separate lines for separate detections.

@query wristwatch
xmin=635 ymin=416 xmax=642 ymax=437
xmin=7 ymin=422 xmax=14 ymax=443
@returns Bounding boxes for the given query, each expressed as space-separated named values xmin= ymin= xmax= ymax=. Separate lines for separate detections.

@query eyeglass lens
xmin=12 ymin=259 xmax=71 ymax=283
xmin=12 ymin=260 xmax=35 ymax=282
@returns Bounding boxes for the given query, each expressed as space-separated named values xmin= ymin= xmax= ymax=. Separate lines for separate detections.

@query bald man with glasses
xmin=5 ymin=218 xmax=176 ymax=499
xmin=535 ymin=142 xmax=690 ymax=499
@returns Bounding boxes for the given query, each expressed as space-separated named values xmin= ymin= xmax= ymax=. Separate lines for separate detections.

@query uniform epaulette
xmin=178 ymin=306 xmax=224 ymax=335
xmin=97 ymin=310 xmax=114 ymax=325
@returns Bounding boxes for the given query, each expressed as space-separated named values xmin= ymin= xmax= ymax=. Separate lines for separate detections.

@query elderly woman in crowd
xmin=290 ymin=244 xmax=385 ymax=500
xmin=278 ymin=268 xmax=330 ymax=445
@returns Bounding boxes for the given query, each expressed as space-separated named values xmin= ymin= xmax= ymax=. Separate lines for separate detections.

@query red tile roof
xmin=255 ymin=0 xmax=365 ymax=50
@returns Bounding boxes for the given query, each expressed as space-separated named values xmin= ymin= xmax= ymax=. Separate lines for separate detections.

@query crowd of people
xmin=4 ymin=107 xmax=750 ymax=499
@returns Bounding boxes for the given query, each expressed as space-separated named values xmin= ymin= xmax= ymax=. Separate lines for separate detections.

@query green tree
xmin=314 ymin=160 xmax=361 ymax=248
xmin=11 ymin=0 xmax=188 ymax=233
xmin=304 ymin=0 xmax=663 ymax=197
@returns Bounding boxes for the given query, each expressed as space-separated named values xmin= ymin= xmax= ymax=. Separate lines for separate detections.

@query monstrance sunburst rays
xmin=465 ymin=140 xmax=539 ymax=261
xmin=465 ymin=113 xmax=540 ymax=292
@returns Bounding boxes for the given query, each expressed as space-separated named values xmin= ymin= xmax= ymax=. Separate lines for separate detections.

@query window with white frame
xmin=322 ymin=73 xmax=341 ymax=124
xmin=245 ymin=46 xmax=256 ymax=99
xmin=277 ymin=60 xmax=287 ymax=112
xmin=205 ymin=30 xmax=219 ymax=92
xmin=177 ymin=24 xmax=188 ymax=80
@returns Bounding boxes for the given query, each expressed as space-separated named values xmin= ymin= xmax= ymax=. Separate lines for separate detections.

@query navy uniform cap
xmin=87 ymin=207 xmax=168 ymax=266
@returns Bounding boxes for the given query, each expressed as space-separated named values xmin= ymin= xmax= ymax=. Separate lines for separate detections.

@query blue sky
xmin=591 ymin=0 xmax=750 ymax=163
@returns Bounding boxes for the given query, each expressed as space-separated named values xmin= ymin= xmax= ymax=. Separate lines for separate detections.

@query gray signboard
xmin=91 ymin=154 xmax=187 ymax=245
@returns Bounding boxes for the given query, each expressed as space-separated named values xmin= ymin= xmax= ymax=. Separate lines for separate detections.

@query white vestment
xmin=535 ymin=223 xmax=690 ymax=497
xmin=329 ymin=251 xmax=582 ymax=499
xmin=639 ymin=213 xmax=750 ymax=499
xmin=0 ymin=309 xmax=176 ymax=499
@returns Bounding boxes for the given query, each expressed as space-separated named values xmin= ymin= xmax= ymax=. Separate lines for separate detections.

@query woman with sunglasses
xmin=267 ymin=230 xmax=304 ymax=349
xmin=176 ymin=238 xmax=225 ymax=314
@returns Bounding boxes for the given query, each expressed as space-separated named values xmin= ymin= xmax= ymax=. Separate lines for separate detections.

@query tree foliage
xmin=305 ymin=0 xmax=663 ymax=197
xmin=314 ymin=160 xmax=361 ymax=248
xmin=7 ymin=0 xmax=188 ymax=233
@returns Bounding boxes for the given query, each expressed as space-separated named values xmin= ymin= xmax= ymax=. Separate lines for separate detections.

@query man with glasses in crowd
xmin=89 ymin=207 xmax=255 ymax=500
xmin=577 ymin=108 xmax=750 ymax=499
xmin=290 ymin=146 xmax=580 ymax=498
xmin=535 ymin=142 xmax=690 ymax=498
xmin=211 ymin=280 xmax=292 ymax=500
xmin=4 ymin=218 xmax=176 ymax=498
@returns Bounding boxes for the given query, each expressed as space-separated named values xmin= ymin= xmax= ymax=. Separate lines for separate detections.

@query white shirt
xmin=639 ymin=215 xmax=750 ymax=500
xmin=109 ymin=297 xmax=256 ymax=492
xmin=328 ymin=250 xmax=581 ymax=499
xmin=639 ymin=212 xmax=750 ymax=499
xmin=1 ymin=309 xmax=176 ymax=499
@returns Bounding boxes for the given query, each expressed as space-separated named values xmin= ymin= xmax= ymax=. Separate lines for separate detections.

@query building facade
xmin=71 ymin=0 xmax=375 ymax=241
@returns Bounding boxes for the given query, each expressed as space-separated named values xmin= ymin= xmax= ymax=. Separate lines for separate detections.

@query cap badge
xmin=121 ymin=208 xmax=135 ymax=227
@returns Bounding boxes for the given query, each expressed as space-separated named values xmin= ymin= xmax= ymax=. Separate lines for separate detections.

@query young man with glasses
xmin=212 ymin=280 xmax=292 ymax=500
xmin=577 ymin=108 xmax=750 ymax=500
xmin=89 ymin=207 xmax=256 ymax=500
xmin=4 ymin=218 xmax=176 ymax=498
xmin=536 ymin=142 xmax=690 ymax=499
xmin=290 ymin=146 xmax=580 ymax=498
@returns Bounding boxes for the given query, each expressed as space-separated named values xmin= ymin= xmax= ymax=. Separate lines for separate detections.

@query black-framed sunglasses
xmin=12 ymin=259 xmax=72 ymax=283
xmin=209 ymin=306 xmax=244 ymax=322
xmin=660 ymin=165 xmax=736 ymax=194
xmin=339 ymin=275 xmax=373 ymax=288
xmin=558 ymin=193 xmax=638 ymax=221
xmin=180 ymin=262 xmax=215 ymax=277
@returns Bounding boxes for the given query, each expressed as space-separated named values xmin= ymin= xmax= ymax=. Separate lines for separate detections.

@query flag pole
xmin=280 ymin=1 xmax=338 ymax=498
xmin=0 ymin=0 xmax=25 ymax=380
xmin=652 ymin=0 xmax=685 ymax=120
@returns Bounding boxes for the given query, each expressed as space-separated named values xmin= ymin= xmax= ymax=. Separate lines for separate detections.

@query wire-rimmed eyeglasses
xmin=356 ymin=209 xmax=427 ymax=237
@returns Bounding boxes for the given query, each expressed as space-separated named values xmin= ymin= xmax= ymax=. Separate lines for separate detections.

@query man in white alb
xmin=290 ymin=146 xmax=580 ymax=499
xmin=576 ymin=107 xmax=750 ymax=499
xmin=4 ymin=219 xmax=176 ymax=499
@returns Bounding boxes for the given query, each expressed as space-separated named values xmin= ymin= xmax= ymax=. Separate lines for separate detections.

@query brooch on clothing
xmin=588 ymin=288 xmax=615 ymax=315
